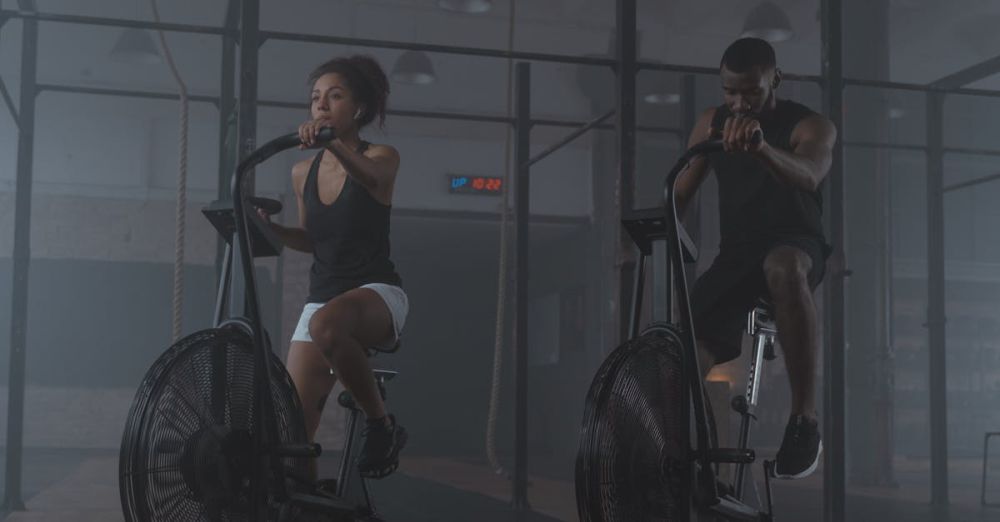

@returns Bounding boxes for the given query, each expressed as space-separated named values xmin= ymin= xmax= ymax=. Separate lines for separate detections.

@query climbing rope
xmin=149 ymin=0 xmax=189 ymax=342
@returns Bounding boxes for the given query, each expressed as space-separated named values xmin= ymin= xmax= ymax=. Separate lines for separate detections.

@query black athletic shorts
xmin=690 ymin=236 xmax=830 ymax=365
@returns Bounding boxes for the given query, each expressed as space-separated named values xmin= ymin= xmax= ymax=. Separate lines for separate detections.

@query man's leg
xmin=763 ymin=245 xmax=819 ymax=418
xmin=763 ymin=244 xmax=822 ymax=478
xmin=697 ymin=343 xmax=719 ymax=380
xmin=691 ymin=254 xmax=758 ymax=380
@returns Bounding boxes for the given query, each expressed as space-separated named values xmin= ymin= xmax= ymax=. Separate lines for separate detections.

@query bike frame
xmin=229 ymin=129 xmax=336 ymax=521
xmin=662 ymin=137 xmax=770 ymax=521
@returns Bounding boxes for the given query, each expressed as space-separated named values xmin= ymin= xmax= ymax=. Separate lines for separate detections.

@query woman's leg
xmin=308 ymin=288 xmax=406 ymax=477
xmin=307 ymin=288 xmax=395 ymax=422
xmin=286 ymin=340 xmax=336 ymax=481
xmin=286 ymin=340 xmax=337 ymax=441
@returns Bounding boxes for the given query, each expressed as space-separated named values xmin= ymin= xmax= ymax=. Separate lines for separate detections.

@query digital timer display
xmin=448 ymin=175 xmax=503 ymax=195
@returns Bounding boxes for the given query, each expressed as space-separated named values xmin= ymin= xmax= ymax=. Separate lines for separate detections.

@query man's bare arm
xmin=752 ymin=114 xmax=837 ymax=192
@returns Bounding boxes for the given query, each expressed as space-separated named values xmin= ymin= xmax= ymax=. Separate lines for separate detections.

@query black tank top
xmin=303 ymin=144 xmax=402 ymax=303
xmin=707 ymin=99 xmax=827 ymax=249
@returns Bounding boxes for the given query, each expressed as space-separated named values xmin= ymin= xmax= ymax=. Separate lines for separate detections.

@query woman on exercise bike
xmin=258 ymin=54 xmax=408 ymax=482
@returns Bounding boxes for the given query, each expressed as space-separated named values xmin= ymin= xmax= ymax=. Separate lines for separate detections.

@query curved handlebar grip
xmin=234 ymin=127 xmax=338 ymax=178
xmin=707 ymin=127 xmax=763 ymax=148
xmin=313 ymin=127 xmax=336 ymax=146
xmin=692 ymin=129 xmax=763 ymax=156
xmin=269 ymin=127 xmax=337 ymax=150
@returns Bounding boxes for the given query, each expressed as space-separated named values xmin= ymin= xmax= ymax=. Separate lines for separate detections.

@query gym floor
xmin=1 ymin=448 xmax=998 ymax=521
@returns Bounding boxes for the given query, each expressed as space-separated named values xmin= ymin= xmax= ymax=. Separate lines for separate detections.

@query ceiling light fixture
xmin=437 ymin=0 xmax=493 ymax=14
xmin=391 ymin=50 xmax=437 ymax=85
xmin=741 ymin=1 xmax=795 ymax=43
xmin=109 ymin=27 xmax=162 ymax=65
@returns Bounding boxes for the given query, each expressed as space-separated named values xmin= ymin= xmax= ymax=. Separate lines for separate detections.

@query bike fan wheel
xmin=575 ymin=324 xmax=690 ymax=521
xmin=119 ymin=327 xmax=310 ymax=521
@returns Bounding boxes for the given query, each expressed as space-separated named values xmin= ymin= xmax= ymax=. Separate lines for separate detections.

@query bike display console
xmin=202 ymin=197 xmax=284 ymax=258
xmin=622 ymin=206 xmax=698 ymax=262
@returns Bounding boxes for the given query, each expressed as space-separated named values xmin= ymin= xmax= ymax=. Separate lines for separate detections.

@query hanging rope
xmin=485 ymin=0 xmax=517 ymax=476
xmin=149 ymin=0 xmax=189 ymax=342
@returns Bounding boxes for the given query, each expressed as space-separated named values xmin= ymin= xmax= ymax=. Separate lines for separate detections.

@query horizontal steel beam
xmin=931 ymin=55 xmax=1000 ymax=90
xmin=262 ymin=29 xmax=616 ymax=67
xmin=37 ymin=83 xmax=219 ymax=105
xmin=526 ymin=109 xmax=616 ymax=168
xmin=943 ymin=171 xmax=1000 ymax=193
xmin=843 ymin=140 xmax=1000 ymax=157
xmin=845 ymin=77 xmax=1000 ymax=99
xmin=394 ymin=207 xmax=588 ymax=226
xmin=843 ymin=140 xmax=927 ymax=153
xmin=12 ymin=10 xmax=1000 ymax=101
xmin=34 ymin=83 xmax=681 ymax=133
xmin=943 ymin=146 xmax=1000 ymax=157
xmin=2 ymin=8 xmax=226 ymax=35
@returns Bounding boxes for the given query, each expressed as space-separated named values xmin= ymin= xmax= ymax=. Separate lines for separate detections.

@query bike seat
xmin=338 ymin=369 xmax=397 ymax=407
xmin=753 ymin=297 xmax=774 ymax=315
xmin=330 ymin=343 xmax=402 ymax=377
xmin=373 ymin=369 xmax=398 ymax=382
xmin=368 ymin=339 xmax=401 ymax=356
xmin=747 ymin=298 xmax=777 ymax=337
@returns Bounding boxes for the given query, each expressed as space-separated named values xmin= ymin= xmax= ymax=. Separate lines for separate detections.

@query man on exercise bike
xmin=675 ymin=37 xmax=837 ymax=480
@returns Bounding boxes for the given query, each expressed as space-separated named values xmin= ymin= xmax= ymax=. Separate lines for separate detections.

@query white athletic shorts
xmin=291 ymin=283 xmax=409 ymax=351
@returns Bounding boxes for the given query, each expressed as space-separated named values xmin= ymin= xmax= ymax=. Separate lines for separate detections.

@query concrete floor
xmin=0 ymin=449 xmax=565 ymax=522
xmin=1 ymin=448 xmax=1000 ymax=521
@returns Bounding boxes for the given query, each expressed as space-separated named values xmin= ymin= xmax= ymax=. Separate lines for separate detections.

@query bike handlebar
xmin=687 ymin=128 xmax=764 ymax=161
xmin=664 ymin=128 xmax=763 ymax=208
xmin=225 ymin=127 xmax=337 ymax=512
xmin=231 ymin=127 xmax=336 ymax=202
xmin=660 ymin=127 xmax=762 ymax=497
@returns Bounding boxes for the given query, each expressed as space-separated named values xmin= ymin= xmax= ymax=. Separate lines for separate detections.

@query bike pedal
xmin=730 ymin=395 xmax=748 ymax=414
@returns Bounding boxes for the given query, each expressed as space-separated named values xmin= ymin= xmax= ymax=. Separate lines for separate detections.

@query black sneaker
xmin=358 ymin=414 xmax=407 ymax=479
xmin=774 ymin=414 xmax=822 ymax=479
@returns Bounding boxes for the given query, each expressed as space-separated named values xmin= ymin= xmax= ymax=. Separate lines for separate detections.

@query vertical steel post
xmin=2 ymin=3 xmax=38 ymax=512
xmin=512 ymin=61 xmax=532 ymax=511
xmin=821 ymin=0 xmax=847 ymax=519
xmin=216 ymin=0 xmax=238 ymax=278
xmin=926 ymin=92 xmax=949 ymax=507
xmin=615 ymin=0 xmax=637 ymax=342
xmin=229 ymin=0 xmax=260 ymax=318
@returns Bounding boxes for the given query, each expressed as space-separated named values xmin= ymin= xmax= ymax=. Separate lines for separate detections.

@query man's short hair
xmin=720 ymin=37 xmax=776 ymax=73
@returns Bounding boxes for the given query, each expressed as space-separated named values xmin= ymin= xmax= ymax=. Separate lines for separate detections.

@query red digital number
xmin=472 ymin=177 xmax=486 ymax=190
xmin=486 ymin=179 xmax=502 ymax=191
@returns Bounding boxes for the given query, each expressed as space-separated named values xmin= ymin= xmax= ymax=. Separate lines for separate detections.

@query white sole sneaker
xmin=773 ymin=440 xmax=823 ymax=480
